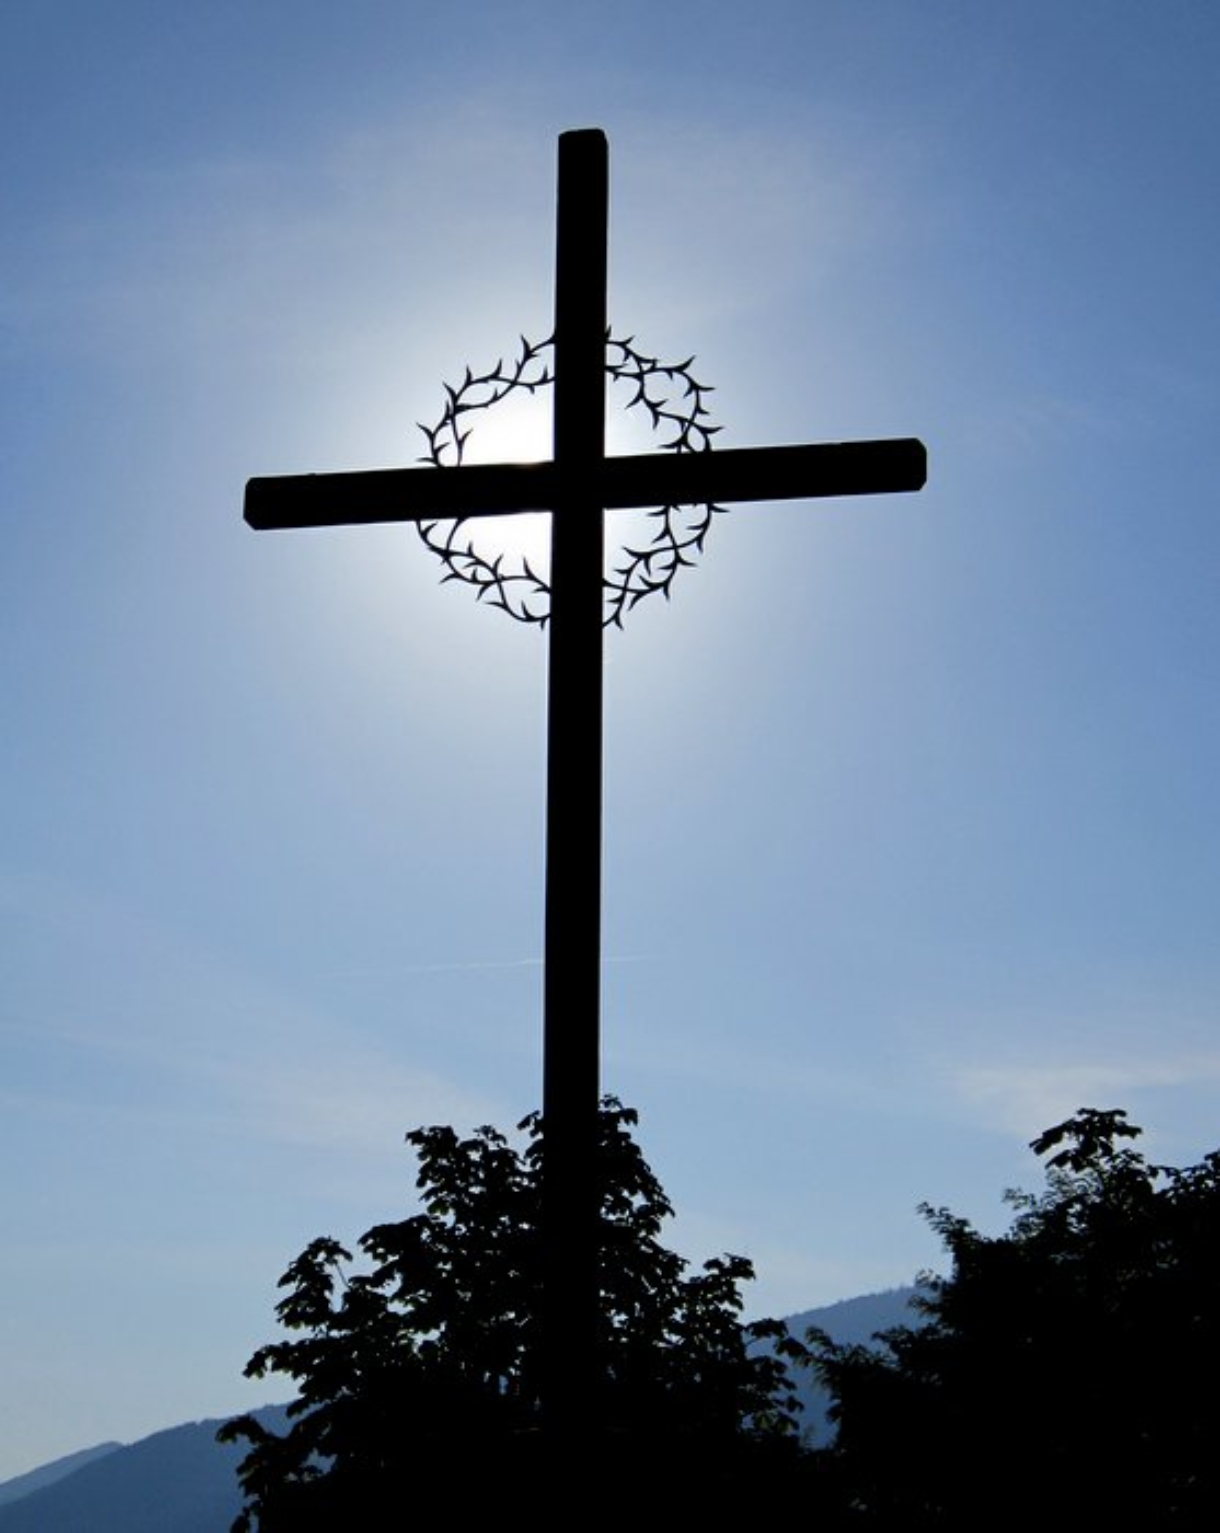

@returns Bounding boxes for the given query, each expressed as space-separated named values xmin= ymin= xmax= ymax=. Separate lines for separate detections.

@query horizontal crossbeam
xmin=244 ymin=438 xmax=927 ymax=530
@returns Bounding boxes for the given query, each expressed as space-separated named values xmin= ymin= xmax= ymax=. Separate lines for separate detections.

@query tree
xmin=220 ymin=1099 xmax=811 ymax=1527
xmin=810 ymin=1109 xmax=1220 ymax=1525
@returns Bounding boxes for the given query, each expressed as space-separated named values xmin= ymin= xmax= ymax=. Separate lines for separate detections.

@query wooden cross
xmin=245 ymin=128 xmax=926 ymax=1429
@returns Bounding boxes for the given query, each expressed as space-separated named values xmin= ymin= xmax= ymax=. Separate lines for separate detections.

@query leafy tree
xmin=221 ymin=1099 xmax=812 ymax=1527
xmin=811 ymin=1109 xmax=1220 ymax=1525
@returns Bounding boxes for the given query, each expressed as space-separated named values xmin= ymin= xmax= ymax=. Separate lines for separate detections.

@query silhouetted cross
xmin=245 ymin=128 xmax=926 ymax=1430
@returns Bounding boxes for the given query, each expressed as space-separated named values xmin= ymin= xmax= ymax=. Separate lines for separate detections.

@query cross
xmin=244 ymin=128 xmax=926 ymax=1432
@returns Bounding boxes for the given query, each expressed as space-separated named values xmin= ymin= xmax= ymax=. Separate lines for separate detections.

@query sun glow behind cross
xmin=445 ymin=385 xmax=553 ymax=579
xmin=418 ymin=362 xmax=695 ymax=607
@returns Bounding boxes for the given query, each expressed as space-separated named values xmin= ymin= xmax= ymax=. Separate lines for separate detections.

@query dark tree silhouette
xmin=811 ymin=1109 xmax=1220 ymax=1525
xmin=220 ymin=1099 xmax=812 ymax=1528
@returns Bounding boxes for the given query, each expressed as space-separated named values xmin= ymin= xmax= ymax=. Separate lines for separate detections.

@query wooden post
xmin=540 ymin=126 xmax=609 ymax=1431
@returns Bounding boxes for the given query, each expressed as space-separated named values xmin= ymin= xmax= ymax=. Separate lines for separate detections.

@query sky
xmin=3 ymin=0 xmax=1219 ymax=1479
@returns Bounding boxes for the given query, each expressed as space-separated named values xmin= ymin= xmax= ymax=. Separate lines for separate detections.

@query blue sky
xmin=3 ymin=0 xmax=1219 ymax=1477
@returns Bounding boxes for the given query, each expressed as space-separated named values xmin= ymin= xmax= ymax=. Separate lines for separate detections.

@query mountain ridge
xmin=0 ymin=1290 xmax=916 ymax=1530
xmin=0 ymin=1444 xmax=123 ymax=1509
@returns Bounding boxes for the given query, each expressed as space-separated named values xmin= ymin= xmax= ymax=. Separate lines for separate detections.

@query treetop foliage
xmin=810 ymin=1108 xmax=1220 ymax=1525
xmin=220 ymin=1099 xmax=810 ymax=1528
xmin=222 ymin=1101 xmax=1220 ymax=1525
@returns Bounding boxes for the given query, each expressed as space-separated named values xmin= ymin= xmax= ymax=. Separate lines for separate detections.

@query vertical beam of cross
xmin=540 ymin=127 xmax=608 ymax=1430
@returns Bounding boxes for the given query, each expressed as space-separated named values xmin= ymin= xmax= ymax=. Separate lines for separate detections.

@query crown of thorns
xmin=415 ymin=334 xmax=724 ymax=627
